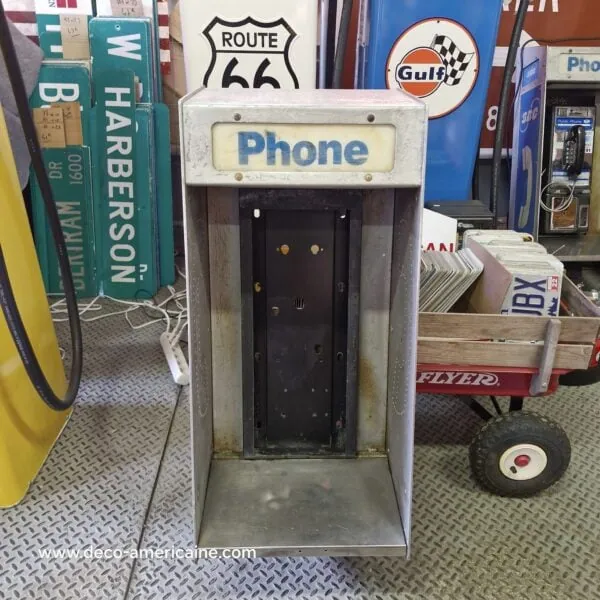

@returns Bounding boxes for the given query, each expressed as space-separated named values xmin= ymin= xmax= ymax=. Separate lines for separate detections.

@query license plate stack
xmin=463 ymin=230 xmax=564 ymax=317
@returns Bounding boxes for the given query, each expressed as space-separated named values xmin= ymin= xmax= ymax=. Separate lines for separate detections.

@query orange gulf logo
xmin=396 ymin=47 xmax=446 ymax=97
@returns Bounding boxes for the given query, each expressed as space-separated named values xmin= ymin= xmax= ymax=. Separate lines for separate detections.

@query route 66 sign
xmin=179 ymin=0 xmax=318 ymax=92
xmin=203 ymin=17 xmax=299 ymax=89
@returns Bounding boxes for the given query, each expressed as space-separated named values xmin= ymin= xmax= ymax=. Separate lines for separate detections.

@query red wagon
xmin=416 ymin=277 xmax=600 ymax=497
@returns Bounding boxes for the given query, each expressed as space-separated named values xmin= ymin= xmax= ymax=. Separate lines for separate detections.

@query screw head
xmin=367 ymin=114 xmax=375 ymax=123
xmin=234 ymin=113 xmax=241 ymax=121
xmin=235 ymin=172 xmax=243 ymax=181
xmin=364 ymin=174 xmax=373 ymax=182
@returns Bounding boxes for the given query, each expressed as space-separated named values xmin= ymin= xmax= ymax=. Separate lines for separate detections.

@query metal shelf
xmin=540 ymin=234 xmax=600 ymax=263
xmin=199 ymin=457 xmax=407 ymax=557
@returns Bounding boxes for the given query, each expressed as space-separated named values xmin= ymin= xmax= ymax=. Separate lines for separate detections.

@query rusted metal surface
xmin=357 ymin=191 xmax=393 ymax=453
xmin=208 ymin=189 xmax=243 ymax=454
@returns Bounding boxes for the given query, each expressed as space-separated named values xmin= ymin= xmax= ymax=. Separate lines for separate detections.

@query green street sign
xmin=30 ymin=62 xmax=92 ymax=144
xmin=93 ymin=69 xmax=158 ymax=299
xmin=134 ymin=105 xmax=159 ymax=299
xmin=30 ymin=62 xmax=96 ymax=297
xmin=153 ymin=103 xmax=174 ymax=286
xmin=89 ymin=18 xmax=156 ymax=104
xmin=32 ymin=147 xmax=96 ymax=297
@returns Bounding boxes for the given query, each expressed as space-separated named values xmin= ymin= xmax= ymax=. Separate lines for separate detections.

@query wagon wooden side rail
xmin=419 ymin=312 xmax=599 ymax=368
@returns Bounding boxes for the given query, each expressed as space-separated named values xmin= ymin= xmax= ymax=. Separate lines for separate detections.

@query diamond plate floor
xmin=2 ymin=310 xmax=600 ymax=599
xmin=0 ymin=309 xmax=180 ymax=600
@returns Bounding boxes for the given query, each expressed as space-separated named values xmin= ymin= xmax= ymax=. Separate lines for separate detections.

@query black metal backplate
xmin=264 ymin=209 xmax=336 ymax=448
xmin=240 ymin=189 xmax=362 ymax=457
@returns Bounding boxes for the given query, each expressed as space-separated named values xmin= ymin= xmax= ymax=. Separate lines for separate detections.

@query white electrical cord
xmin=539 ymin=181 xmax=576 ymax=214
xmin=50 ymin=285 xmax=188 ymax=341
xmin=539 ymin=168 xmax=577 ymax=214
xmin=49 ymin=265 xmax=190 ymax=384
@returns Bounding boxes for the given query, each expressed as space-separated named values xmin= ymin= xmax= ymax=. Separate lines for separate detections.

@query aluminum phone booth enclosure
xmin=180 ymin=88 xmax=427 ymax=557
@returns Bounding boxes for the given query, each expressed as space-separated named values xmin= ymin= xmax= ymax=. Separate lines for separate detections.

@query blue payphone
xmin=357 ymin=0 xmax=504 ymax=202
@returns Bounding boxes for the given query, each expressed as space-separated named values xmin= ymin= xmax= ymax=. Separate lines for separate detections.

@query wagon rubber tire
xmin=469 ymin=411 xmax=571 ymax=497
xmin=559 ymin=365 xmax=600 ymax=387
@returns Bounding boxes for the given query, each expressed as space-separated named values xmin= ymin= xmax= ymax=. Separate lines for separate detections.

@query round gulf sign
xmin=386 ymin=18 xmax=479 ymax=119
xmin=398 ymin=47 xmax=445 ymax=98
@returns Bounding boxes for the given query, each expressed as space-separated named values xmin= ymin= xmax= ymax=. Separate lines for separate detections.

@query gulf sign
xmin=386 ymin=18 xmax=479 ymax=119
xmin=395 ymin=47 xmax=446 ymax=98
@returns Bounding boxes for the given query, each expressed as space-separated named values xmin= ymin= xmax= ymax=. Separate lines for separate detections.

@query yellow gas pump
xmin=0 ymin=105 xmax=71 ymax=507
xmin=0 ymin=0 xmax=83 ymax=507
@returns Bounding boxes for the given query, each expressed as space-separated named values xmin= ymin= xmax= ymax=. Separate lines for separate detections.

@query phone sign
xmin=211 ymin=123 xmax=397 ymax=173
xmin=562 ymin=54 xmax=600 ymax=75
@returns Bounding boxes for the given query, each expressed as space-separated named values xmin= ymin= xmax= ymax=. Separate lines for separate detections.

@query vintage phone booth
xmin=510 ymin=46 xmax=600 ymax=261
xmin=181 ymin=88 xmax=426 ymax=556
xmin=356 ymin=0 xmax=504 ymax=203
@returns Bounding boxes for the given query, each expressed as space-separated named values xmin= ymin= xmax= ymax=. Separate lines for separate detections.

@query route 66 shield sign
xmin=202 ymin=17 xmax=299 ymax=89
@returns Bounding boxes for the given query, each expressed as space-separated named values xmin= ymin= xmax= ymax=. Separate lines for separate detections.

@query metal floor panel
xmin=128 ymin=388 xmax=600 ymax=600
xmin=0 ymin=310 xmax=180 ymax=600
xmin=3 ymin=311 xmax=600 ymax=599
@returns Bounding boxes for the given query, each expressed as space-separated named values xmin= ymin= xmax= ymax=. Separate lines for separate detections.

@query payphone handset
xmin=549 ymin=107 xmax=595 ymax=187
xmin=542 ymin=106 xmax=595 ymax=235
xmin=562 ymin=125 xmax=586 ymax=178
xmin=519 ymin=145 xmax=533 ymax=229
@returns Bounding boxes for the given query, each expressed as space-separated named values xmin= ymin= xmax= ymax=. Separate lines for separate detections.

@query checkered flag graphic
xmin=431 ymin=35 xmax=474 ymax=86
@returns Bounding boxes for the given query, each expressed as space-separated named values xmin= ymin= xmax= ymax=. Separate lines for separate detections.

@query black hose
xmin=489 ymin=0 xmax=530 ymax=226
xmin=325 ymin=0 xmax=338 ymax=88
xmin=472 ymin=135 xmax=481 ymax=200
xmin=0 ymin=1 xmax=82 ymax=411
xmin=333 ymin=0 xmax=354 ymax=89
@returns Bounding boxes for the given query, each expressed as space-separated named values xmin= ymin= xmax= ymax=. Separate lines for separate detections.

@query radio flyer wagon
xmin=416 ymin=277 xmax=600 ymax=497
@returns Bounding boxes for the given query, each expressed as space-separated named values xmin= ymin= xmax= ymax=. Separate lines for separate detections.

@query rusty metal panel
xmin=208 ymin=188 xmax=243 ymax=454
xmin=357 ymin=191 xmax=394 ymax=454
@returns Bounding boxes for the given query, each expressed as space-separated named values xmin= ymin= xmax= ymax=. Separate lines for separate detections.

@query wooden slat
xmin=417 ymin=339 xmax=592 ymax=371
xmin=562 ymin=277 xmax=600 ymax=318
xmin=418 ymin=312 xmax=600 ymax=344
